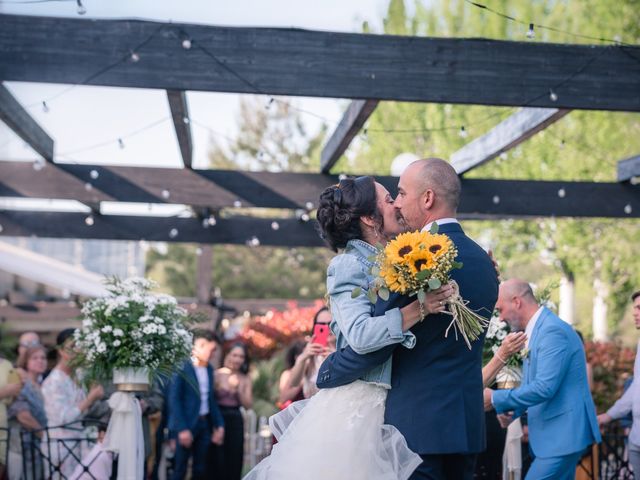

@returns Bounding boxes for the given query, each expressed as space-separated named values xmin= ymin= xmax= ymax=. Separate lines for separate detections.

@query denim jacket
xmin=327 ymin=239 xmax=416 ymax=388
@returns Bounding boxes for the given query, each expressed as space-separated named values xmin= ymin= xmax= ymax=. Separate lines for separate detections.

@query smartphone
xmin=312 ymin=323 xmax=330 ymax=347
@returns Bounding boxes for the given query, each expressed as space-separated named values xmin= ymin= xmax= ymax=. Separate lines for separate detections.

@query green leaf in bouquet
xmin=416 ymin=269 xmax=431 ymax=281
xmin=428 ymin=278 xmax=442 ymax=290
xmin=371 ymin=266 xmax=380 ymax=277
xmin=417 ymin=290 xmax=426 ymax=304
xmin=375 ymin=242 xmax=385 ymax=251
xmin=366 ymin=289 xmax=378 ymax=304
xmin=367 ymin=255 xmax=378 ymax=263
xmin=429 ymin=222 xmax=439 ymax=234
xmin=351 ymin=287 xmax=362 ymax=299
xmin=378 ymin=287 xmax=390 ymax=301
xmin=452 ymin=261 xmax=464 ymax=270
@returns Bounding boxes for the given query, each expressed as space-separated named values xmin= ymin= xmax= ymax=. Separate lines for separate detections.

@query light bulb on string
xmin=183 ymin=117 xmax=190 ymax=125
xmin=84 ymin=182 xmax=93 ymax=191
xmin=459 ymin=126 xmax=468 ymax=138
xmin=233 ymin=200 xmax=242 ymax=208
xmin=161 ymin=190 xmax=171 ymax=200
xmin=526 ymin=23 xmax=535 ymax=39
xmin=247 ymin=236 xmax=260 ymax=247
xmin=90 ymin=169 xmax=99 ymax=180
xmin=118 ymin=138 xmax=125 ymax=149
xmin=181 ymin=38 xmax=192 ymax=50
xmin=549 ymin=89 xmax=558 ymax=102
xmin=271 ymin=221 xmax=280 ymax=231
xmin=32 ymin=158 xmax=45 ymax=171
xmin=624 ymin=204 xmax=633 ymax=214
xmin=84 ymin=214 xmax=94 ymax=226
xmin=76 ymin=0 xmax=86 ymax=15
xmin=169 ymin=228 xmax=179 ymax=239
xmin=42 ymin=101 xmax=49 ymax=113
xmin=130 ymin=52 xmax=140 ymax=63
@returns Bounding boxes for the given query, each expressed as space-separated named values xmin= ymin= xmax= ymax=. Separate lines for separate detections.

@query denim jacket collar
xmin=344 ymin=239 xmax=378 ymax=269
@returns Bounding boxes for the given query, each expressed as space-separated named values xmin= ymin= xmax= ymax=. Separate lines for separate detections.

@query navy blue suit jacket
xmin=316 ymin=222 xmax=498 ymax=455
xmin=168 ymin=361 xmax=225 ymax=434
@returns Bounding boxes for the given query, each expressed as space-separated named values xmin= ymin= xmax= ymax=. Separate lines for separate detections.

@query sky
xmin=0 ymin=0 xmax=391 ymax=170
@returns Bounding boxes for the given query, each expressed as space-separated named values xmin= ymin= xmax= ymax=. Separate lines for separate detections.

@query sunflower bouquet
xmin=362 ymin=224 xmax=489 ymax=349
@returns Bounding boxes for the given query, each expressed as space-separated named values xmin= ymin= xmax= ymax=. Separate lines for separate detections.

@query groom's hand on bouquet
xmin=212 ymin=427 xmax=225 ymax=445
xmin=497 ymin=412 xmax=514 ymax=429
xmin=178 ymin=429 xmax=193 ymax=448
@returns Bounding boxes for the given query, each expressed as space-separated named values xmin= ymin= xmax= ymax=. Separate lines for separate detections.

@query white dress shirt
xmin=524 ymin=307 xmax=544 ymax=349
xmin=194 ymin=365 xmax=210 ymax=416
xmin=607 ymin=339 xmax=640 ymax=447
xmin=422 ymin=218 xmax=459 ymax=232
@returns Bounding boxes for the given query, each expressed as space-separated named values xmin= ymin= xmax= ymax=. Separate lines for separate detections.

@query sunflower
xmin=419 ymin=233 xmax=453 ymax=259
xmin=379 ymin=260 xmax=409 ymax=293
xmin=406 ymin=248 xmax=436 ymax=275
xmin=385 ymin=231 xmax=425 ymax=265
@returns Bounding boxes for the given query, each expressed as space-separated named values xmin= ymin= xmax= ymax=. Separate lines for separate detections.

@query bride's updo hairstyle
xmin=316 ymin=176 xmax=380 ymax=252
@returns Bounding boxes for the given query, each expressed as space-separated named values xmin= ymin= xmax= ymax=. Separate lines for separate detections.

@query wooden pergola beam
xmin=451 ymin=108 xmax=571 ymax=175
xmin=166 ymin=90 xmax=193 ymax=168
xmin=618 ymin=154 xmax=640 ymax=182
xmin=1 ymin=15 xmax=639 ymax=111
xmin=0 ymin=178 xmax=637 ymax=231
xmin=321 ymin=99 xmax=378 ymax=173
xmin=0 ymin=211 xmax=326 ymax=246
xmin=0 ymin=83 xmax=54 ymax=162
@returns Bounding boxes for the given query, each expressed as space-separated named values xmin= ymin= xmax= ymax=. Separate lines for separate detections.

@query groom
xmin=316 ymin=158 xmax=499 ymax=479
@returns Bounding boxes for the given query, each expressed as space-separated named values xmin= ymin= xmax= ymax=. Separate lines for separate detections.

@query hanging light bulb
xmin=271 ymin=221 xmax=280 ymax=231
xmin=76 ymin=0 xmax=87 ymax=15
xmin=549 ymin=89 xmax=558 ymax=102
xmin=32 ymin=158 xmax=46 ymax=171
xmin=182 ymin=116 xmax=190 ymax=124
xmin=181 ymin=38 xmax=192 ymax=50
xmin=84 ymin=214 xmax=94 ymax=226
xmin=42 ymin=101 xmax=50 ymax=113
xmin=248 ymin=236 xmax=260 ymax=247
xmin=233 ymin=200 xmax=242 ymax=208
xmin=624 ymin=204 xmax=633 ymax=214
xmin=130 ymin=52 xmax=140 ymax=63
xmin=90 ymin=169 xmax=99 ymax=180
xmin=118 ymin=138 xmax=125 ymax=149
xmin=169 ymin=228 xmax=179 ymax=239
xmin=526 ymin=23 xmax=535 ymax=39
xmin=161 ymin=190 xmax=171 ymax=200
xmin=459 ymin=126 xmax=468 ymax=138
xmin=84 ymin=182 xmax=93 ymax=191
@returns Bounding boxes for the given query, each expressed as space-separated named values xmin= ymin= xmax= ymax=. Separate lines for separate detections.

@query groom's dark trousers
xmin=316 ymin=223 xmax=499 ymax=480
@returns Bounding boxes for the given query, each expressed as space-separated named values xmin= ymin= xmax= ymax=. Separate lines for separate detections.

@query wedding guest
xmin=277 ymin=340 xmax=306 ymax=408
xmin=8 ymin=345 xmax=48 ymax=480
xmin=211 ymin=342 xmax=253 ymax=480
xmin=598 ymin=290 xmax=640 ymax=475
xmin=492 ymin=279 xmax=600 ymax=480
xmin=42 ymin=329 xmax=104 ymax=479
xmin=169 ymin=330 xmax=224 ymax=480
xmin=478 ymin=331 xmax=527 ymax=480
xmin=0 ymin=332 xmax=23 ymax=471
xmin=287 ymin=308 xmax=336 ymax=399
xmin=15 ymin=332 xmax=40 ymax=369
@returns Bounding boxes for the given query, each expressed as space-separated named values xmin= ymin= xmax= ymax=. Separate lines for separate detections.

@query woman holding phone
xmin=285 ymin=308 xmax=336 ymax=400
xmin=244 ymin=176 xmax=453 ymax=480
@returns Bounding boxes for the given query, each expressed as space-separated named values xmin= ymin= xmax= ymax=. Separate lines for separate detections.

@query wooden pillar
xmin=196 ymin=245 xmax=212 ymax=305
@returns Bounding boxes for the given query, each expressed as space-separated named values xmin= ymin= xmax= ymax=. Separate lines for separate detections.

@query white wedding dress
xmin=243 ymin=380 xmax=422 ymax=480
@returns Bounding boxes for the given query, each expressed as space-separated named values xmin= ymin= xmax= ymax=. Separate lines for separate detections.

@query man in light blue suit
xmin=492 ymin=279 xmax=601 ymax=480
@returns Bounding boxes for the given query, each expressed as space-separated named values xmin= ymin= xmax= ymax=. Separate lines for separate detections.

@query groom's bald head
xmin=409 ymin=158 xmax=461 ymax=211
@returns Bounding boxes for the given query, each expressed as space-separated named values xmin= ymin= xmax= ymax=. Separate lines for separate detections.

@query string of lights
xmin=462 ymin=0 xmax=637 ymax=47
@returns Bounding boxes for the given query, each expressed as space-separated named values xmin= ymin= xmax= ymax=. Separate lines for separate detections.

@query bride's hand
xmin=422 ymin=283 xmax=455 ymax=315
xmin=497 ymin=332 xmax=527 ymax=360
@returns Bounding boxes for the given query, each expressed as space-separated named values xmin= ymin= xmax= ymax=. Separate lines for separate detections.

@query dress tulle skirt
xmin=243 ymin=381 xmax=422 ymax=480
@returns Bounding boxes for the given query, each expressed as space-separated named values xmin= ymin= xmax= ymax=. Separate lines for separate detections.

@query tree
xmin=339 ymin=0 xmax=640 ymax=340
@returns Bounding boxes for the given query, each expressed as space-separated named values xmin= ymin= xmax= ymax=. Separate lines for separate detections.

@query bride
xmin=244 ymin=176 xmax=453 ymax=480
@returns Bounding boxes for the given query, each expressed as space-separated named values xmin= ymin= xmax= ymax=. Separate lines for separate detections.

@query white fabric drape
xmin=502 ymin=418 xmax=523 ymax=480
xmin=103 ymin=392 xmax=144 ymax=480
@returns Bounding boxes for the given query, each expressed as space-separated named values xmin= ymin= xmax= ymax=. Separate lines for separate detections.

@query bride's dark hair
xmin=316 ymin=176 xmax=382 ymax=252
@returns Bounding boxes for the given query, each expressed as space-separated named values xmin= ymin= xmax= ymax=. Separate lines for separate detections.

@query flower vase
xmin=496 ymin=365 xmax=522 ymax=390
xmin=113 ymin=367 xmax=150 ymax=392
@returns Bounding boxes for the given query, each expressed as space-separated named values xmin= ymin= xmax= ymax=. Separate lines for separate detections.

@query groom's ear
xmin=423 ymin=189 xmax=436 ymax=210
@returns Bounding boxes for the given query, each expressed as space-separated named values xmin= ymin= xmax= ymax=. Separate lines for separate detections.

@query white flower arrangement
xmin=73 ymin=277 xmax=193 ymax=384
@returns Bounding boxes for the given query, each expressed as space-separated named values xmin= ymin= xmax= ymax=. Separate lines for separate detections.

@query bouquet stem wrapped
xmin=444 ymin=280 xmax=489 ymax=349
